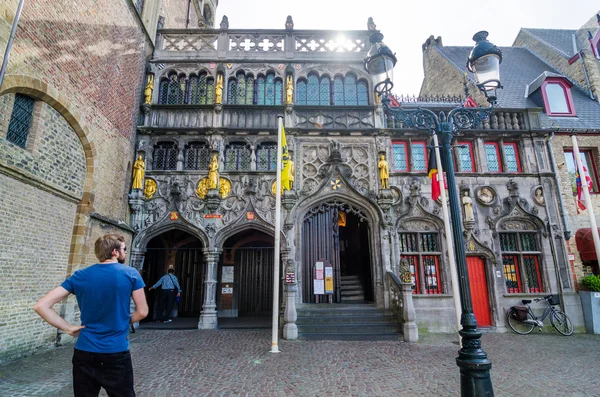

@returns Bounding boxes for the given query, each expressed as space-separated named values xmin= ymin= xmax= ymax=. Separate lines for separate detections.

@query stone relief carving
xmin=476 ymin=186 xmax=496 ymax=206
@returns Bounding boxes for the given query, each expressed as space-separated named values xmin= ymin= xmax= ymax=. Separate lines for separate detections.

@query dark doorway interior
xmin=142 ymin=230 xmax=204 ymax=322
xmin=219 ymin=229 xmax=274 ymax=318
xmin=339 ymin=212 xmax=373 ymax=301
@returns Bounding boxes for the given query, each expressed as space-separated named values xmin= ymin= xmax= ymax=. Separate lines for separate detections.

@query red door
xmin=467 ymin=256 xmax=492 ymax=326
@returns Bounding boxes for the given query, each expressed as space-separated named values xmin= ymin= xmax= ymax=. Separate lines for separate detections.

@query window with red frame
xmin=391 ymin=141 xmax=427 ymax=172
xmin=590 ymin=30 xmax=600 ymax=59
xmin=541 ymin=79 xmax=576 ymax=116
xmin=564 ymin=149 xmax=600 ymax=194
xmin=399 ymin=232 xmax=442 ymax=294
xmin=500 ymin=232 xmax=543 ymax=294
xmin=484 ymin=142 xmax=522 ymax=173
xmin=456 ymin=141 xmax=475 ymax=172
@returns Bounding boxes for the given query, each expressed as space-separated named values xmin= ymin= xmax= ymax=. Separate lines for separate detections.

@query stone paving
xmin=1 ymin=329 xmax=599 ymax=396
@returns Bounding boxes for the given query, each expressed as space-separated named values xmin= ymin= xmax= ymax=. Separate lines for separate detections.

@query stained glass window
xmin=333 ymin=76 xmax=344 ymax=105
xmin=188 ymin=73 xmax=213 ymax=105
xmin=456 ymin=142 xmax=475 ymax=172
xmin=503 ymin=143 xmax=521 ymax=172
xmin=256 ymin=142 xmax=277 ymax=171
xmin=158 ymin=73 xmax=185 ymax=104
xmin=319 ymin=76 xmax=330 ymax=105
xmin=344 ymin=74 xmax=358 ymax=106
xmin=484 ymin=142 xmax=502 ymax=172
xmin=500 ymin=232 xmax=543 ymax=294
xmin=256 ymin=76 xmax=265 ymax=105
xmin=296 ymin=80 xmax=307 ymax=105
xmin=411 ymin=142 xmax=427 ymax=172
xmin=227 ymin=79 xmax=237 ymax=104
xmin=274 ymin=79 xmax=282 ymax=105
xmin=399 ymin=232 xmax=442 ymax=295
xmin=236 ymin=72 xmax=247 ymax=104
xmin=357 ymin=81 xmax=368 ymax=105
xmin=306 ymin=74 xmax=320 ymax=105
xmin=392 ymin=142 xmax=408 ymax=171
xmin=225 ymin=143 xmax=251 ymax=171
xmin=153 ymin=142 xmax=178 ymax=170
xmin=6 ymin=94 xmax=34 ymax=149
xmin=184 ymin=142 xmax=210 ymax=170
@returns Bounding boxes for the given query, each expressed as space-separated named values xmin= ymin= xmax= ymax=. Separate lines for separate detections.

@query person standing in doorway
xmin=33 ymin=234 xmax=148 ymax=397
xmin=149 ymin=268 xmax=182 ymax=323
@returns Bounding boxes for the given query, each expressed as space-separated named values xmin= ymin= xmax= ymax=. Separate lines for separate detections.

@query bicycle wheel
xmin=550 ymin=310 xmax=574 ymax=336
xmin=506 ymin=308 xmax=535 ymax=335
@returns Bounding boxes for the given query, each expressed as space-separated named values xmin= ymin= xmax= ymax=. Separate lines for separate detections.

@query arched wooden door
xmin=467 ymin=256 xmax=492 ymax=326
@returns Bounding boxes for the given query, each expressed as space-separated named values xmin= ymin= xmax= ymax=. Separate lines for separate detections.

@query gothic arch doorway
xmin=219 ymin=229 xmax=274 ymax=318
xmin=143 ymin=230 xmax=205 ymax=321
xmin=302 ymin=201 xmax=373 ymax=303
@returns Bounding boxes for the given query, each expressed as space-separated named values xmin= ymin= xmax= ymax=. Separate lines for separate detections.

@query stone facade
xmin=0 ymin=0 xmax=158 ymax=362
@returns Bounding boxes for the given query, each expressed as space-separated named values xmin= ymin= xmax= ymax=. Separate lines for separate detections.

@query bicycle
xmin=506 ymin=294 xmax=574 ymax=336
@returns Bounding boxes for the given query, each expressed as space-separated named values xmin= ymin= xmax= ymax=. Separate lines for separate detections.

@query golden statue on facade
xmin=144 ymin=74 xmax=154 ymax=105
xmin=132 ymin=154 xmax=145 ymax=190
xmin=378 ymin=154 xmax=389 ymax=189
xmin=196 ymin=178 xmax=209 ymax=199
xmin=208 ymin=154 xmax=219 ymax=189
xmin=215 ymin=74 xmax=223 ymax=104
xmin=219 ymin=178 xmax=231 ymax=198
xmin=144 ymin=178 xmax=157 ymax=199
xmin=286 ymin=75 xmax=294 ymax=104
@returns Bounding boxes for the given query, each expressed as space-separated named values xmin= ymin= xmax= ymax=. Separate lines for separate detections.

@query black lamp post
xmin=365 ymin=31 xmax=502 ymax=396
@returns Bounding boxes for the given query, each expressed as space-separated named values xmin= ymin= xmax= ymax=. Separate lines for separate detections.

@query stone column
xmin=199 ymin=249 xmax=220 ymax=329
xmin=129 ymin=248 xmax=146 ymax=329
xmin=400 ymin=283 xmax=418 ymax=342
xmin=282 ymin=258 xmax=298 ymax=340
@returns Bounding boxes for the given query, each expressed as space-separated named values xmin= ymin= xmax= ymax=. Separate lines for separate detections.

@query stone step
xmin=340 ymin=285 xmax=363 ymax=291
xmin=341 ymin=296 xmax=365 ymax=301
xmin=297 ymin=323 xmax=401 ymax=334
xmin=298 ymin=333 xmax=401 ymax=341
xmin=297 ymin=315 xmax=397 ymax=325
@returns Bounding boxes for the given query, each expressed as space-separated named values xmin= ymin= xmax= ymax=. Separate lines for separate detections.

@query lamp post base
xmin=456 ymin=326 xmax=494 ymax=396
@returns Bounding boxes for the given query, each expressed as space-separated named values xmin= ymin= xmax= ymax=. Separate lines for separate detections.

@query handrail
xmin=386 ymin=270 xmax=419 ymax=342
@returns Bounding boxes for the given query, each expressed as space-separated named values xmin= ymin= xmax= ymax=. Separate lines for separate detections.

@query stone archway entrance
xmin=219 ymin=229 xmax=274 ymax=318
xmin=143 ymin=230 xmax=205 ymax=321
xmin=302 ymin=201 xmax=373 ymax=303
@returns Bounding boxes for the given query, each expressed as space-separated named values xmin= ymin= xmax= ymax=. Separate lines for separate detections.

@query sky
xmin=216 ymin=0 xmax=599 ymax=95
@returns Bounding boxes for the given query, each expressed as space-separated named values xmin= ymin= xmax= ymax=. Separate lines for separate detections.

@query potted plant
xmin=579 ymin=274 xmax=600 ymax=334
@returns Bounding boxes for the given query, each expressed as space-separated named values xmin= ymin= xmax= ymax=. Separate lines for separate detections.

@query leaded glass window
xmin=228 ymin=72 xmax=254 ymax=105
xmin=158 ymin=73 xmax=185 ymax=104
xmin=153 ymin=142 xmax=178 ymax=170
xmin=227 ymin=79 xmax=237 ymax=104
xmin=256 ymin=142 xmax=277 ymax=171
xmin=184 ymin=142 xmax=210 ymax=170
xmin=332 ymin=74 xmax=368 ymax=105
xmin=357 ymin=81 xmax=368 ymax=105
xmin=503 ymin=143 xmax=521 ymax=172
xmin=392 ymin=142 xmax=408 ymax=171
xmin=484 ymin=142 xmax=502 ymax=172
xmin=344 ymin=74 xmax=358 ymax=105
xmin=399 ymin=231 xmax=442 ymax=294
xmin=255 ymin=73 xmax=282 ymax=105
xmin=456 ymin=142 xmax=475 ymax=172
xmin=187 ymin=73 xmax=214 ymax=105
xmin=333 ymin=76 xmax=344 ymax=105
xmin=6 ymin=94 xmax=34 ymax=149
xmin=225 ymin=143 xmax=251 ymax=171
xmin=274 ymin=79 xmax=282 ymax=105
xmin=306 ymin=74 xmax=320 ymax=105
xmin=319 ymin=76 xmax=330 ymax=105
xmin=296 ymin=80 xmax=307 ymax=105
xmin=411 ymin=142 xmax=427 ymax=172
xmin=500 ymin=232 xmax=543 ymax=293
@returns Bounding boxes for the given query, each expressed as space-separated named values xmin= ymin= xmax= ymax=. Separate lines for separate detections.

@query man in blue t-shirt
xmin=34 ymin=234 xmax=148 ymax=397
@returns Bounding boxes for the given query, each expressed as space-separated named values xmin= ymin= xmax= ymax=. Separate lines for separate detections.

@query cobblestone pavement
xmin=1 ymin=329 xmax=599 ymax=396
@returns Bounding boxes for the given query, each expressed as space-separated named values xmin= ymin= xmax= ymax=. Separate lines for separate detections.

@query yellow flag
xmin=281 ymin=125 xmax=291 ymax=191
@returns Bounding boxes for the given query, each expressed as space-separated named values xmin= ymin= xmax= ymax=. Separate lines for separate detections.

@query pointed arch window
xmin=158 ymin=73 xmax=186 ymax=104
xmin=187 ymin=73 xmax=214 ymax=105
xmin=153 ymin=141 xmax=178 ymax=170
xmin=256 ymin=142 xmax=277 ymax=171
xmin=184 ymin=141 xmax=210 ymax=170
xmin=256 ymin=73 xmax=283 ymax=105
xmin=224 ymin=142 xmax=251 ymax=170
xmin=228 ymin=72 xmax=254 ymax=105
xmin=332 ymin=73 xmax=369 ymax=105
xmin=296 ymin=79 xmax=307 ymax=105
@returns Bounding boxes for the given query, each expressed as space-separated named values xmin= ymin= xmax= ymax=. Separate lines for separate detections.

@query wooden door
xmin=175 ymin=248 xmax=205 ymax=316
xmin=467 ymin=256 xmax=492 ymax=326
xmin=236 ymin=248 xmax=274 ymax=315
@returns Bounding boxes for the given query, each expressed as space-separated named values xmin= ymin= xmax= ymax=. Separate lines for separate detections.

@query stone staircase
xmin=340 ymin=275 xmax=365 ymax=302
xmin=296 ymin=303 xmax=402 ymax=341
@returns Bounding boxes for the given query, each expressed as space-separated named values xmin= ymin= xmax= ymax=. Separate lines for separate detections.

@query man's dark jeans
xmin=72 ymin=349 xmax=135 ymax=397
xmin=157 ymin=289 xmax=175 ymax=321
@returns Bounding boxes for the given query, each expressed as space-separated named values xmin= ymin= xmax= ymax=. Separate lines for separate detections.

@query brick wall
xmin=0 ymin=0 xmax=153 ymax=362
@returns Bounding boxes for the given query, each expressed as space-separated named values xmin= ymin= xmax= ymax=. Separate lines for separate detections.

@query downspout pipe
xmin=0 ymin=0 xmax=26 ymax=91
xmin=547 ymin=131 xmax=571 ymax=240
xmin=579 ymin=51 xmax=595 ymax=100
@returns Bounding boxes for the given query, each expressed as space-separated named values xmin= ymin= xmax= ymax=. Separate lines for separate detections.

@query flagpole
xmin=271 ymin=116 xmax=284 ymax=353
xmin=433 ymin=134 xmax=462 ymax=346
xmin=571 ymin=134 xmax=600 ymax=265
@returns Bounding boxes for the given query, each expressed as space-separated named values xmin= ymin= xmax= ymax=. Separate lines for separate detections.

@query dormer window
xmin=541 ymin=78 xmax=576 ymax=117
xmin=590 ymin=24 xmax=600 ymax=60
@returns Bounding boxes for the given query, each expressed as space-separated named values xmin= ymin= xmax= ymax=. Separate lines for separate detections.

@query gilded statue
xmin=144 ymin=74 xmax=154 ymax=105
xmin=219 ymin=178 xmax=232 ymax=198
xmin=196 ymin=178 xmax=209 ymax=199
xmin=132 ymin=155 xmax=145 ymax=190
xmin=378 ymin=154 xmax=389 ymax=189
xmin=208 ymin=154 xmax=219 ymax=189
xmin=144 ymin=178 xmax=157 ymax=199
xmin=215 ymin=74 xmax=223 ymax=104
xmin=285 ymin=154 xmax=295 ymax=190
xmin=286 ymin=75 xmax=294 ymax=104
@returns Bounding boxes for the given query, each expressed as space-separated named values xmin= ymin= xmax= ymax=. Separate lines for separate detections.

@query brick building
xmin=1 ymin=0 xmax=599 ymax=362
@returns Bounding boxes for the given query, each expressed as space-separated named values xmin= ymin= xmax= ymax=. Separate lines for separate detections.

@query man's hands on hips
xmin=65 ymin=324 xmax=86 ymax=337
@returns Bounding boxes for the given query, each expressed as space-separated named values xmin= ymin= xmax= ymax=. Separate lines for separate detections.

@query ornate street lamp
xmin=366 ymin=31 xmax=502 ymax=396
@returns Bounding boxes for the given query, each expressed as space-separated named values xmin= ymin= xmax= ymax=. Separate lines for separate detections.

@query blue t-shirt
xmin=61 ymin=263 xmax=145 ymax=353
